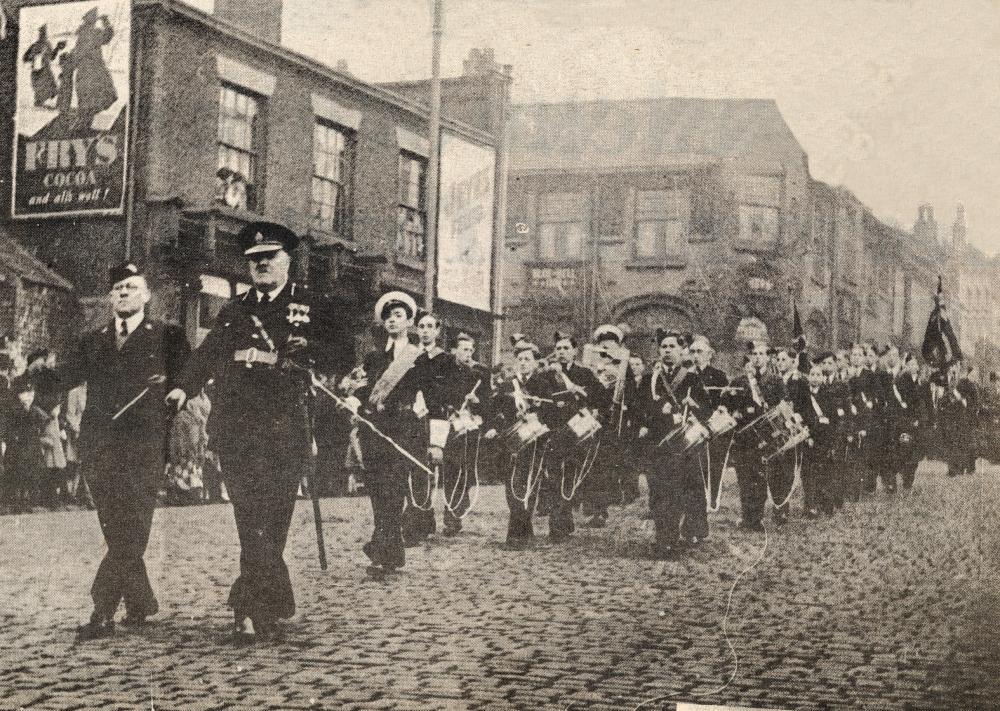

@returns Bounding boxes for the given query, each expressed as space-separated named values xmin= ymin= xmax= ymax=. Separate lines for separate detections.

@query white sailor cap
xmin=374 ymin=291 xmax=417 ymax=321
xmin=593 ymin=324 xmax=624 ymax=344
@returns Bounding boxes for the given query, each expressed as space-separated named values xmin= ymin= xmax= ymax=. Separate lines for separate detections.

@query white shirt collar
xmin=115 ymin=311 xmax=144 ymax=337
xmin=256 ymin=281 xmax=286 ymax=303
xmin=385 ymin=335 xmax=409 ymax=357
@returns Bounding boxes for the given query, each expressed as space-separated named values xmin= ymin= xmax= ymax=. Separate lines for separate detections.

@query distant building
xmin=502 ymin=96 xmax=944 ymax=365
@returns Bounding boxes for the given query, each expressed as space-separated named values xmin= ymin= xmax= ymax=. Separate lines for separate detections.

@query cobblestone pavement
xmin=1 ymin=461 xmax=999 ymax=711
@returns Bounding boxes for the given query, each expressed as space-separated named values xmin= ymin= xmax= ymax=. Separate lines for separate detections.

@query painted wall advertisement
xmin=13 ymin=0 xmax=131 ymax=218
xmin=437 ymin=132 xmax=496 ymax=313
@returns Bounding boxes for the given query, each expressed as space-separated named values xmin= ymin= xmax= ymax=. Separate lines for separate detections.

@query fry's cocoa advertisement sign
xmin=12 ymin=0 xmax=131 ymax=218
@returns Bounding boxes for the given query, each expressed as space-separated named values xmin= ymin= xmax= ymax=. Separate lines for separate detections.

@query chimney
xmin=952 ymin=203 xmax=967 ymax=248
xmin=215 ymin=0 xmax=282 ymax=45
xmin=914 ymin=203 xmax=938 ymax=243
xmin=463 ymin=47 xmax=501 ymax=76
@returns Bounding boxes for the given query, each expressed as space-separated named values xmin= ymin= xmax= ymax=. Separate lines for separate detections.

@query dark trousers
xmin=681 ymin=449 xmax=709 ymax=540
xmin=220 ymin=443 xmax=303 ymax=623
xmin=545 ymin=456 xmax=576 ymax=538
xmin=581 ymin=438 xmax=612 ymax=519
xmin=84 ymin=445 xmax=160 ymax=621
xmin=648 ymin=451 xmax=697 ymax=548
xmin=504 ymin=442 xmax=541 ymax=541
xmin=364 ymin=440 xmax=408 ymax=568
xmin=899 ymin=438 xmax=920 ymax=489
xmin=843 ymin=435 xmax=865 ymax=502
xmin=402 ymin=468 xmax=436 ymax=541
xmin=440 ymin=433 xmax=476 ymax=530
xmin=801 ymin=445 xmax=833 ymax=514
xmin=733 ymin=444 xmax=767 ymax=526
xmin=769 ymin=449 xmax=797 ymax=520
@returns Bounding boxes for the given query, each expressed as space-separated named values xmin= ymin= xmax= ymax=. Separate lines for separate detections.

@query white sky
xmin=187 ymin=0 xmax=1000 ymax=254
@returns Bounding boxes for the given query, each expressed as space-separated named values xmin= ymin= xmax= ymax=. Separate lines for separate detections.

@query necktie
xmin=258 ymin=292 xmax=270 ymax=305
xmin=119 ymin=321 xmax=128 ymax=338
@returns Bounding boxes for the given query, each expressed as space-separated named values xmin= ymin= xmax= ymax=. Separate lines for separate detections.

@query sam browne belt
xmin=234 ymin=348 xmax=278 ymax=368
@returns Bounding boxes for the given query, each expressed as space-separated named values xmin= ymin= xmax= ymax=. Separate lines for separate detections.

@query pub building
xmin=0 ymin=0 xmax=510 ymax=360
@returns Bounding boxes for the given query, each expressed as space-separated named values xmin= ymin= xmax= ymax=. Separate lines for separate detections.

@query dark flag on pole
xmin=790 ymin=287 xmax=808 ymax=372
xmin=921 ymin=275 xmax=962 ymax=371
xmin=792 ymin=299 xmax=806 ymax=353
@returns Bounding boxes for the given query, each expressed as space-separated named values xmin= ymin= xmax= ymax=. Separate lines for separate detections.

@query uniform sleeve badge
xmin=287 ymin=303 xmax=311 ymax=326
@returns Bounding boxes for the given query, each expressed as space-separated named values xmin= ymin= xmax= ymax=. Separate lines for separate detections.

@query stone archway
xmin=612 ymin=293 xmax=696 ymax=362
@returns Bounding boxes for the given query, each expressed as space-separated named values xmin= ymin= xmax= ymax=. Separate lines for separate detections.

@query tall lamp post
xmin=424 ymin=0 xmax=443 ymax=311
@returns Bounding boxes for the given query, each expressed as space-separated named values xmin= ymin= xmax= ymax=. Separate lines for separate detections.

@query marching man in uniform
xmin=166 ymin=222 xmax=350 ymax=643
xmin=70 ymin=262 xmax=189 ymax=641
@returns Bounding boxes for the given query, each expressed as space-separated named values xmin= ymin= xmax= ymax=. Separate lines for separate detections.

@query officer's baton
xmin=302 ymin=367 xmax=437 ymax=479
xmin=111 ymin=387 xmax=150 ymax=421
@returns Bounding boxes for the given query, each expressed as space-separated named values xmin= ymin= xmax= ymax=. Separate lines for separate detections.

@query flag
xmin=921 ymin=276 xmax=962 ymax=371
xmin=792 ymin=299 xmax=806 ymax=353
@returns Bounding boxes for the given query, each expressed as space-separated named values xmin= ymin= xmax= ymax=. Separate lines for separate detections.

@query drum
xmin=566 ymin=408 xmax=602 ymax=444
xmin=682 ymin=420 xmax=710 ymax=451
xmin=706 ymin=408 xmax=737 ymax=437
xmin=451 ymin=408 xmax=482 ymax=436
xmin=504 ymin=412 xmax=550 ymax=453
xmin=657 ymin=414 xmax=704 ymax=456
xmin=761 ymin=411 xmax=810 ymax=462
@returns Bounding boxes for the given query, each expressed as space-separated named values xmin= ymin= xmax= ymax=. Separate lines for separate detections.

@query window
xmin=634 ymin=189 xmax=684 ymax=259
xmin=397 ymin=152 xmax=427 ymax=260
xmin=735 ymin=175 xmax=781 ymax=247
xmin=537 ymin=192 xmax=585 ymax=260
xmin=216 ymin=85 xmax=264 ymax=212
xmin=311 ymin=121 xmax=354 ymax=237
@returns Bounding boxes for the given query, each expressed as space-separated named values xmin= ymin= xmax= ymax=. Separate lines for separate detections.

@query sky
xmin=187 ymin=0 xmax=1000 ymax=254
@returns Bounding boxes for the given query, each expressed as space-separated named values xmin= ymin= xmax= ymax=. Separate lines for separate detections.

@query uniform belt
xmin=234 ymin=348 xmax=278 ymax=367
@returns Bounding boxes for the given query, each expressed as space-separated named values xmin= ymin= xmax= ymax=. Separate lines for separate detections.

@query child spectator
xmin=6 ymin=376 xmax=46 ymax=513
xmin=166 ymin=392 xmax=210 ymax=505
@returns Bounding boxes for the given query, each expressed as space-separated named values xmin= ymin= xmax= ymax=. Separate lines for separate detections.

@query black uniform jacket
xmin=698 ymin=365 xmax=729 ymax=412
xmin=635 ymin=362 xmax=709 ymax=446
xmin=801 ymin=385 xmax=838 ymax=450
xmin=61 ymin=316 xmax=189 ymax=460
xmin=178 ymin=283 xmax=350 ymax=456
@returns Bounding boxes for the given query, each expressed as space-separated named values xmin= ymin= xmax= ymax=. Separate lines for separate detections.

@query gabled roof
xmin=510 ymin=97 xmax=807 ymax=172
xmin=0 ymin=236 xmax=74 ymax=291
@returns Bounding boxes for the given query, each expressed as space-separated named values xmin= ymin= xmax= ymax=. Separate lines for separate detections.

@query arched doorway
xmin=612 ymin=294 xmax=696 ymax=363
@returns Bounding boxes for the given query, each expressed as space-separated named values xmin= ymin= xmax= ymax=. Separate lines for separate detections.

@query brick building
xmin=0 ymin=0 xmax=507 ymax=362
xmin=0 ymin=232 xmax=77 ymax=361
xmin=502 ymin=97 xmax=813 ymax=368
xmin=502 ymin=97 xmax=944 ymax=367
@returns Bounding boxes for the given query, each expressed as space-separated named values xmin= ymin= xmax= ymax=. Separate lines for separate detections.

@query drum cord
xmin=559 ymin=438 xmax=602 ymax=501
xmin=442 ymin=433 xmax=482 ymax=519
xmin=509 ymin=441 xmax=546 ymax=509
xmin=633 ymin=524 xmax=769 ymax=710
xmin=766 ymin=449 xmax=802 ymax=510
xmin=407 ymin=465 xmax=438 ymax=511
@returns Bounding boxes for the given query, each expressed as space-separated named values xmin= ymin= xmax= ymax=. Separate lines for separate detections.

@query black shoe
xmin=220 ymin=619 xmax=255 ymax=647
xmin=121 ymin=614 xmax=148 ymax=628
xmin=362 ymin=541 xmax=379 ymax=564
xmin=500 ymin=538 xmax=530 ymax=551
xmin=76 ymin=618 xmax=114 ymax=642
xmin=366 ymin=564 xmax=402 ymax=580
xmin=739 ymin=520 xmax=765 ymax=533
xmin=442 ymin=525 xmax=461 ymax=537
xmin=648 ymin=544 xmax=681 ymax=561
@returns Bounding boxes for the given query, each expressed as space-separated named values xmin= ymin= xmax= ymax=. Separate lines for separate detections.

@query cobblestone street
xmin=2 ymin=463 xmax=999 ymax=710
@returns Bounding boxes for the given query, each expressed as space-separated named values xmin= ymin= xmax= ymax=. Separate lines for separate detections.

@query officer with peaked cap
xmin=167 ymin=221 xmax=351 ymax=642
xmin=62 ymin=262 xmax=189 ymax=641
